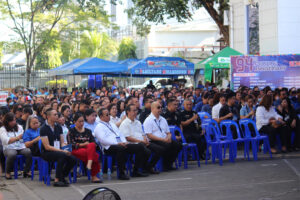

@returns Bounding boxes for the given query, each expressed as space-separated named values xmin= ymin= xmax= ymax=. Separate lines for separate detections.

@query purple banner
xmin=231 ymin=55 xmax=300 ymax=91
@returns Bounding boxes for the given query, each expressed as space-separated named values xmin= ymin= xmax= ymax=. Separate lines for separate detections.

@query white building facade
xmin=230 ymin=0 xmax=300 ymax=55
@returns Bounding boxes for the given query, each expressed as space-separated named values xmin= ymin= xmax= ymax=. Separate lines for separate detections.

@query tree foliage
xmin=127 ymin=0 xmax=230 ymax=44
xmin=0 ymin=0 xmax=112 ymax=87
xmin=80 ymin=31 xmax=117 ymax=59
xmin=118 ymin=37 xmax=137 ymax=61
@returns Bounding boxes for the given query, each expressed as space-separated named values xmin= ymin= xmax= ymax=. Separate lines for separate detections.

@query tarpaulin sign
xmin=0 ymin=91 xmax=8 ymax=105
xmin=231 ymin=55 xmax=300 ymax=91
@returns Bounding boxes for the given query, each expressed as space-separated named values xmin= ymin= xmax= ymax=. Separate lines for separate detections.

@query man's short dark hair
xmin=143 ymin=95 xmax=153 ymax=105
xmin=125 ymin=104 xmax=135 ymax=116
xmin=226 ymin=92 xmax=236 ymax=101
xmin=98 ymin=108 xmax=108 ymax=117
xmin=23 ymin=107 xmax=33 ymax=115
xmin=166 ymin=98 xmax=177 ymax=106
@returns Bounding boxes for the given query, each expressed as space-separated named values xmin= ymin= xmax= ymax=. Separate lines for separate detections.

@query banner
xmin=0 ymin=91 xmax=8 ymax=105
xmin=231 ymin=55 xmax=300 ymax=91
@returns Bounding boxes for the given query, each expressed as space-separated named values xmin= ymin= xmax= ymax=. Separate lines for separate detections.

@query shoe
xmin=53 ymin=181 xmax=69 ymax=187
xmin=118 ymin=174 xmax=130 ymax=180
xmin=23 ymin=172 xmax=31 ymax=178
xmin=281 ymin=149 xmax=287 ymax=154
xmin=92 ymin=179 xmax=103 ymax=183
xmin=5 ymin=174 xmax=12 ymax=180
xmin=168 ymin=166 xmax=177 ymax=171
xmin=147 ymin=168 xmax=160 ymax=174
xmin=132 ymin=171 xmax=149 ymax=177
xmin=62 ymin=179 xmax=70 ymax=185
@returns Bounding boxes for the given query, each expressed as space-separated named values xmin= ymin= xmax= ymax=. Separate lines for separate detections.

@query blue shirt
xmin=201 ymin=104 xmax=212 ymax=115
xmin=240 ymin=105 xmax=255 ymax=119
xmin=23 ymin=128 xmax=40 ymax=142
xmin=84 ymin=121 xmax=99 ymax=134
xmin=194 ymin=102 xmax=204 ymax=113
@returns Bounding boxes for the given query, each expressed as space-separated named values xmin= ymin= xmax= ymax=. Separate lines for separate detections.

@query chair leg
xmin=194 ymin=147 xmax=200 ymax=167
xmin=218 ymin=144 xmax=223 ymax=166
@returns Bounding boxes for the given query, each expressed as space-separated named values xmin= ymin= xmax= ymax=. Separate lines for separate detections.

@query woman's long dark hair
xmin=281 ymin=97 xmax=294 ymax=112
xmin=3 ymin=112 xmax=18 ymax=132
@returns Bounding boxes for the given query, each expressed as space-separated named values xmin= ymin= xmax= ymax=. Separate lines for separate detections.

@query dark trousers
xmin=151 ymin=140 xmax=182 ymax=168
xmin=285 ymin=119 xmax=300 ymax=148
xmin=104 ymin=143 xmax=150 ymax=175
xmin=41 ymin=151 xmax=77 ymax=181
xmin=259 ymin=125 xmax=287 ymax=148
xmin=141 ymin=142 xmax=165 ymax=168
xmin=184 ymin=133 xmax=206 ymax=155
xmin=0 ymin=144 xmax=5 ymax=171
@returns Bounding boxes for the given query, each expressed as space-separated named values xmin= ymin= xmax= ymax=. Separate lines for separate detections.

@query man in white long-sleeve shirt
xmin=94 ymin=108 xmax=149 ymax=180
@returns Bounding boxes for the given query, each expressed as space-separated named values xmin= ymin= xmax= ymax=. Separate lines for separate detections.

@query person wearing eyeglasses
xmin=40 ymin=108 xmax=77 ymax=187
xmin=94 ymin=108 xmax=149 ymax=180
xmin=143 ymin=101 xmax=182 ymax=171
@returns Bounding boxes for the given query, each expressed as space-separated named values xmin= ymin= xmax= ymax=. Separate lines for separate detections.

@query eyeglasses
xmin=103 ymin=114 xmax=109 ymax=117
xmin=157 ymin=106 xmax=162 ymax=109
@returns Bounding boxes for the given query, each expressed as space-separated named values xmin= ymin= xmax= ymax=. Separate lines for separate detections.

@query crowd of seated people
xmin=0 ymin=84 xmax=299 ymax=187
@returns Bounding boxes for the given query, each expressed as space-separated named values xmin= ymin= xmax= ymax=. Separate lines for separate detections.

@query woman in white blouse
xmin=0 ymin=113 xmax=32 ymax=179
xmin=256 ymin=94 xmax=286 ymax=154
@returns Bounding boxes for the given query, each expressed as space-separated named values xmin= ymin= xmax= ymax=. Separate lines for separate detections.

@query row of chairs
xmin=201 ymin=118 xmax=272 ymax=166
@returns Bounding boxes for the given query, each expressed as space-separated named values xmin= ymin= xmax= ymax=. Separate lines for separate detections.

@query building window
xmin=247 ymin=3 xmax=260 ymax=55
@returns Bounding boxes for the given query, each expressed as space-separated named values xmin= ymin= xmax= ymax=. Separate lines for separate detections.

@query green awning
xmin=195 ymin=47 xmax=243 ymax=82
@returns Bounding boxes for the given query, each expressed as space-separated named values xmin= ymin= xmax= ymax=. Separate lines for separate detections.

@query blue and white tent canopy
xmin=128 ymin=57 xmax=194 ymax=77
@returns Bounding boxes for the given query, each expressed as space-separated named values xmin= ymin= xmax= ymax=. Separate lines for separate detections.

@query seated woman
xmin=23 ymin=115 xmax=40 ymax=156
xmin=57 ymin=113 xmax=69 ymax=145
xmin=256 ymin=94 xmax=287 ymax=154
xmin=84 ymin=109 xmax=98 ymax=135
xmin=68 ymin=113 xmax=102 ymax=183
xmin=0 ymin=112 xmax=32 ymax=179
xmin=109 ymin=104 xmax=123 ymax=127
xmin=240 ymin=95 xmax=256 ymax=120
xmin=276 ymin=97 xmax=300 ymax=151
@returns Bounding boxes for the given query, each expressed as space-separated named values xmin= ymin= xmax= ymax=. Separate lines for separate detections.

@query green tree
xmin=126 ymin=0 xmax=230 ymax=45
xmin=0 ymin=42 xmax=3 ymax=70
xmin=0 ymin=0 xmax=110 ymax=87
xmin=118 ymin=37 xmax=137 ymax=61
xmin=80 ymin=31 xmax=117 ymax=59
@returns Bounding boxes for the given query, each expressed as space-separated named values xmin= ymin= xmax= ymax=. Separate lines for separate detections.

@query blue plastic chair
xmin=169 ymin=126 xmax=200 ymax=169
xmin=31 ymin=156 xmax=42 ymax=181
xmin=197 ymin=112 xmax=212 ymax=120
xmin=220 ymin=120 xmax=250 ymax=161
xmin=239 ymin=119 xmax=272 ymax=160
xmin=204 ymin=124 xmax=234 ymax=166
xmin=12 ymin=155 xmax=25 ymax=179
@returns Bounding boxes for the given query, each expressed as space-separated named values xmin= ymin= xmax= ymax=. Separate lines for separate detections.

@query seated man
xmin=94 ymin=108 xmax=149 ymax=180
xmin=120 ymin=104 xmax=162 ymax=174
xmin=180 ymin=99 xmax=206 ymax=159
xmin=143 ymin=101 xmax=182 ymax=171
xmin=212 ymin=94 xmax=226 ymax=123
xmin=40 ymin=108 xmax=77 ymax=187
xmin=139 ymin=96 xmax=154 ymax=123
xmin=201 ymin=94 xmax=214 ymax=116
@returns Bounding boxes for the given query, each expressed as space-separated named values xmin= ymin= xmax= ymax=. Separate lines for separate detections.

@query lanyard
xmin=100 ymin=122 xmax=118 ymax=136
xmin=154 ymin=119 xmax=162 ymax=133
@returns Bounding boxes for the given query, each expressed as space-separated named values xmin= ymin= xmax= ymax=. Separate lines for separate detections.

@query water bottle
xmin=107 ymin=168 xmax=111 ymax=180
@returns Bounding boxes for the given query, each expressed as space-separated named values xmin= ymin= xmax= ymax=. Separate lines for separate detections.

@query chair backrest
xmin=169 ymin=125 xmax=187 ymax=143
xmin=198 ymin=112 xmax=212 ymax=120
xmin=205 ymin=124 xmax=219 ymax=143
xmin=38 ymin=139 xmax=43 ymax=153
xmin=219 ymin=120 xmax=242 ymax=140
xmin=239 ymin=118 xmax=261 ymax=138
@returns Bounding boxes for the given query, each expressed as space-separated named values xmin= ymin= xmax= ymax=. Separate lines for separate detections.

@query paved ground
xmin=1 ymin=152 xmax=300 ymax=200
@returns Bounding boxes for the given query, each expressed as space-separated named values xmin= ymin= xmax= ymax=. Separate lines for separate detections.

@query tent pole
xmin=56 ymin=76 xmax=58 ymax=88
xmin=94 ymin=75 xmax=96 ymax=89
xmin=73 ymin=75 xmax=75 ymax=88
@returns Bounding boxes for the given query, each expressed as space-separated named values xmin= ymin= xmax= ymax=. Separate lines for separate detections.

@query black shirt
xmin=162 ymin=108 xmax=181 ymax=127
xmin=40 ymin=122 xmax=63 ymax=152
xmin=179 ymin=110 xmax=201 ymax=135
xmin=139 ymin=108 xmax=151 ymax=124
xmin=219 ymin=104 xmax=240 ymax=121
xmin=68 ymin=127 xmax=95 ymax=149
xmin=16 ymin=118 xmax=26 ymax=130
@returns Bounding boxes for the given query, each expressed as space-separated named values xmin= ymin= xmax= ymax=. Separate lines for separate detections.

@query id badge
xmin=54 ymin=140 xmax=60 ymax=149
xmin=116 ymin=136 xmax=122 ymax=143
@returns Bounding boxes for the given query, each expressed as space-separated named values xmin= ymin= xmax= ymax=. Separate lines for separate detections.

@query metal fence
xmin=0 ymin=66 xmax=147 ymax=90
xmin=0 ymin=67 xmax=51 ymax=89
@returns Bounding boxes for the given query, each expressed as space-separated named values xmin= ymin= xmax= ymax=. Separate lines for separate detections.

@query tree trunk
xmin=26 ymin=56 xmax=33 ymax=88
xmin=200 ymin=1 xmax=230 ymax=45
